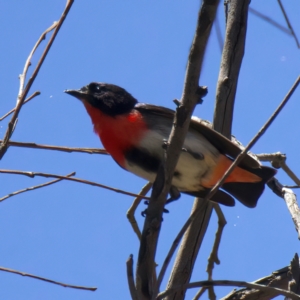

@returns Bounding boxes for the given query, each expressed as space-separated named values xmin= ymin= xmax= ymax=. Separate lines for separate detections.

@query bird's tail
xmin=202 ymin=154 xmax=277 ymax=208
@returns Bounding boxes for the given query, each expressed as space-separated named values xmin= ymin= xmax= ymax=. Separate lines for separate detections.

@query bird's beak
xmin=64 ymin=89 xmax=88 ymax=101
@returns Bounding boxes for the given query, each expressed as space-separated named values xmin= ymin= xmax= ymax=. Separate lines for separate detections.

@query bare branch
xmin=127 ymin=255 xmax=139 ymax=300
xmin=277 ymin=0 xmax=300 ymax=48
xmin=18 ymin=22 xmax=57 ymax=103
xmin=221 ymin=254 xmax=300 ymax=299
xmin=0 ymin=91 xmax=40 ymax=121
xmin=249 ymin=7 xmax=292 ymax=35
xmin=257 ymin=152 xmax=300 ymax=186
xmin=127 ymin=182 xmax=152 ymax=241
xmin=0 ymin=172 xmax=75 ymax=202
xmin=157 ymin=198 xmax=212 ymax=296
xmin=214 ymin=0 xmax=250 ymax=137
xmin=0 ymin=0 xmax=74 ymax=159
xmin=0 ymin=169 xmax=151 ymax=201
xmin=157 ymin=279 xmax=300 ymax=300
xmin=136 ymin=1 xmax=220 ymax=298
xmin=206 ymin=204 xmax=226 ymax=280
xmin=0 ymin=140 xmax=108 ymax=155
xmin=0 ymin=266 xmax=96 ymax=291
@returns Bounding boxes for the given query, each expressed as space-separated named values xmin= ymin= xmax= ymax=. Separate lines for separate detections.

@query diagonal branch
xmin=221 ymin=254 xmax=300 ymax=299
xmin=0 ymin=140 xmax=108 ymax=155
xmin=0 ymin=169 xmax=151 ymax=201
xmin=0 ymin=0 xmax=74 ymax=159
xmin=136 ymin=1 xmax=220 ymax=299
xmin=127 ymin=182 xmax=152 ymax=241
xmin=249 ymin=7 xmax=292 ymax=35
xmin=0 ymin=171 xmax=75 ymax=202
xmin=277 ymin=0 xmax=300 ymax=48
xmin=0 ymin=91 xmax=40 ymax=121
xmin=0 ymin=266 xmax=96 ymax=291
xmin=127 ymin=255 xmax=139 ymax=300
xmin=157 ymin=279 xmax=300 ymax=300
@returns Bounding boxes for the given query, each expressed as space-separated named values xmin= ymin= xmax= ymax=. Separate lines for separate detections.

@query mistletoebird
xmin=65 ymin=82 xmax=276 ymax=208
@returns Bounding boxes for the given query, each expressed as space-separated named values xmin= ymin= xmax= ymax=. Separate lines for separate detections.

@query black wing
xmin=135 ymin=103 xmax=260 ymax=169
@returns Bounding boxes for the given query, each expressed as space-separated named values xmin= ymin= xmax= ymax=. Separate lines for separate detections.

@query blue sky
xmin=1 ymin=1 xmax=300 ymax=299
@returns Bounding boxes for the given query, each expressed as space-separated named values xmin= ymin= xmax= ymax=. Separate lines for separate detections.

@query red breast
xmin=83 ymin=102 xmax=148 ymax=167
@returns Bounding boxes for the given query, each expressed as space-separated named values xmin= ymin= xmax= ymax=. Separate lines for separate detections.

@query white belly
xmin=124 ymin=129 xmax=220 ymax=192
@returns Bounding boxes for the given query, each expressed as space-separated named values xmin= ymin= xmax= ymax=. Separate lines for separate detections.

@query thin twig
xmin=0 ymin=91 xmax=40 ymax=121
xmin=249 ymin=7 xmax=292 ymax=35
xmin=277 ymin=0 xmax=300 ymax=48
xmin=257 ymin=152 xmax=300 ymax=186
xmin=0 ymin=172 xmax=75 ymax=202
xmin=17 ymin=22 xmax=57 ymax=103
xmin=0 ymin=140 xmax=108 ymax=155
xmin=214 ymin=17 xmax=223 ymax=53
xmin=127 ymin=182 xmax=152 ymax=241
xmin=126 ymin=255 xmax=139 ymax=300
xmin=221 ymin=256 xmax=299 ymax=299
xmin=156 ymin=198 xmax=212 ymax=296
xmin=206 ymin=204 xmax=227 ymax=280
xmin=0 ymin=266 xmax=96 ymax=291
xmin=0 ymin=0 xmax=74 ymax=159
xmin=0 ymin=169 xmax=151 ymax=200
xmin=193 ymin=287 xmax=207 ymax=300
xmin=157 ymin=279 xmax=300 ymax=300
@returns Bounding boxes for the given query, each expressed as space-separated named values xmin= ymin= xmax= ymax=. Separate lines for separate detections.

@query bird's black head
xmin=65 ymin=82 xmax=138 ymax=116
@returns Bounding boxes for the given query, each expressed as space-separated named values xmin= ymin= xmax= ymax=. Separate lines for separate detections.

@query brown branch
xmin=221 ymin=254 xmax=300 ymax=300
xmin=157 ymin=198 xmax=212 ymax=296
xmin=214 ymin=0 xmax=250 ymax=137
xmin=0 ymin=266 xmax=96 ymax=291
xmin=193 ymin=287 xmax=206 ymax=300
xmin=0 ymin=91 xmax=41 ymax=121
xmin=257 ymin=152 xmax=300 ymax=186
xmin=18 ymin=22 xmax=57 ymax=102
xmin=157 ymin=279 xmax=300 ymax=300
xmin=249 ymin=7 xmax=292 ymax=35
xmin=0 ymin=0 xmax=74 ymax=159
xmin=0 ymin=140 xmax=108 ymax=155
xmin=0 ymin=169 xmax=151 ymax=201
xmin=277 ymin=0 xmax=300 ymax=48
xmin=0 ymin=172 xmax=75 ymax=202
xmin=163 ymin=2 xmax=250 ymax=299
xmin=127 ymin=255 xmax=139 ymax=300
xmin=206 ymin=204 xmax=226 ymax=280
xmin=136 ymin=1 xmax=220 ymax=299
xmin=127 ymin=182 xmax=152 ymax=241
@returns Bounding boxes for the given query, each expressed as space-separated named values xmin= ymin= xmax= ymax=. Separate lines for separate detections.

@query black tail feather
xmin=222 ymin=181 xmax=264 ymax=208
xmin=184 ymin=189 xmax=235 ymax=207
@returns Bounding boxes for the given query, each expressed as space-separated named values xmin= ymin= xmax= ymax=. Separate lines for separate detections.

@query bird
xmin=65 ymin=82 xmax=276 ymax=208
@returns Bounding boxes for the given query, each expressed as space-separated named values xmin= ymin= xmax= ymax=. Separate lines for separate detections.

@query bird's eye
xmin=88 ymin=83 xmax=100 ymax=92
